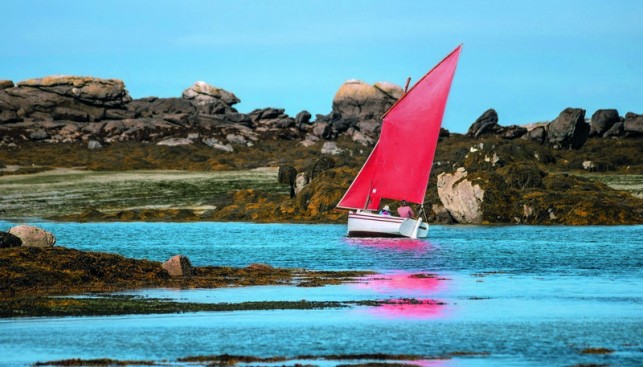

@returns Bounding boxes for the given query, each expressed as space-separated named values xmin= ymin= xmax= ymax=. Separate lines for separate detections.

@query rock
xmin=603 ymin=121 xmax=624 ymax=137
xmin=437 ymin=168 xmax=484 ymax=224
xmin=157 ymin=137 xmax=193 ymax=146
xmin=278 ymin=165 xmax=297 ymax=198
xmin=547 ymin=108 xmax=589 ymax=149
xmin=0 ymin=231 xmax=22 ymax=248
xmin=590 ymin=109 xmax=620 ymax=136
xmin=0 ymin=80 xmax=14 ymax=89
xmin=623 ymin=112 xmax=643 ymax=135
xmin=523 ymin=125 xmax=547 ymax=144
xmin=162 ymin=255 xmax=192 ymax=277
xmin=87 ymin=140 xmax=103 ymax=149
xmin=351 ymin=129 xmax=374 ymax=146
xmin=499 ymin=125 xmax=527 ymax=139
xmin=295 ymin=110 xmax=312 ymax=127
xmin=8 ymin=225 xmax=56 ymax=247
xmin=332 ymin=80 xmax=401 ymax=120
xmin=467 ymin=109 xmax=500 ymax=137
xmin=29 ymin=129 xmax=49 ymax=140
xmin=308 ymin=156 xmax=335 ymax=180
xmin=294 ymin=172 xmax=309 ymax=195
xmin=182 ymin=81 xmax=239 ymax=114
xmin=582 ymin=161 xmax=596 ymax=171
xmin=202 ymin=138 xmax=234 ymax=152
xmin=128 ymin=97 xmax=196 ymax=118
xmin=431 ymin=204 xmax=455 ymax=224
xmin=321 ymin=141 xmax=343 ymax=155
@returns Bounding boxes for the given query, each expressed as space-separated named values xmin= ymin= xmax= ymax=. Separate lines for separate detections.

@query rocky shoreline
xmin=1 ymin=75 xmax=642 ymax=225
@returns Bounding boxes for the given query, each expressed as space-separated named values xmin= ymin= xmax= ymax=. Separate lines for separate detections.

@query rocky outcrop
xmin=466 ymin=109 xmax=500 ymax=138
xmin=0 ymin=231 xmax=22 ymax=248
xmin=546 ymin=108 xmax=589 ymax=149
xmin=590 ymin=109 xmax=620 ymax=137
xmin=624 ymin=112 xmax=642 ymax=136
xmin=162 ymin=255 xmax=192 ymax=277
xmin=8 ymin=225 xmax=56 ymax=247
xmin=437 ymin=168 xmax=484 ymax=224
xmin=182 ymin=81 xmax=239 ymax=114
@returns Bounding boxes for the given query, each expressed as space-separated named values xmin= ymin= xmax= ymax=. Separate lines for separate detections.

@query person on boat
xmin=379 ymin=205 xmax=391 ymax=216
xmin=397 ymin=200 xmax=414 ymax=218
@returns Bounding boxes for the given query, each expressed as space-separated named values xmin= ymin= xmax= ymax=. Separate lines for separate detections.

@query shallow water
xmin=1 ymin=222 xmax=641 ymax=366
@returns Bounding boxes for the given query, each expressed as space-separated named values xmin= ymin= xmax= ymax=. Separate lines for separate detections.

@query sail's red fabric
xmin=337 ymin=45 xmax=462 ymax=210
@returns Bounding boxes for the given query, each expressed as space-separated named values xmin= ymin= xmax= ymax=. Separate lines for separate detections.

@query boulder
xmin=202 ymin=138 xmax=234 ymax=152
xmin=590 ymin=109 xmax=620 ymax=136
xmin=0 ymin=80 xmax=14 ymax=89
xmin=332 ymin=80 xmax=401 ymax=120
xmin=547 ymin=108 xmax=589 ymax=149
xmin=499 ymin=125 xmax=527 ymax=139
xmin=0 ymin=231 xmax=22 ymax=248
xmin=87 ymin=140 xmax=103 ymax=150
xmin=467 ymin=109 xmax=500 ymax=138
xmin=437 ymin=168 xmax=484 ymax=224
xmin=321 ymin=141 xmax=343 ymax=155
xmin=523 ymin=125 xmax=547 ymax=144
xmin=1 ymin=76 xmax=132 ymax=123
xmin=162 ymin=255 xmax=192 ymax=277
xmin=128 ymin=97 xmax=196 ymax=119
xmin=182 ymin=81 xmax=239 ymax=114
xmin=623 ymin=112 xmax=642 ymax=135
xmin=603 ymin=121 xmax=624 ymax=137
xmin=157 ymin=137 xmax=193 ymax=146
xmin=8 ymin=225 xmax=56 ymax=247
xmin=295 ymin=110 xmax=312 ymax=127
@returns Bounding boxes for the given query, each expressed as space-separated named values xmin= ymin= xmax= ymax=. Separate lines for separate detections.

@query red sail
xmin=337 ymin=45 xmax=462 ymax=210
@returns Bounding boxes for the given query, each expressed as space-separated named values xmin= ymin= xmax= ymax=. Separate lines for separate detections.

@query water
xmin=1 ymin=221 xmax=642 ymax=366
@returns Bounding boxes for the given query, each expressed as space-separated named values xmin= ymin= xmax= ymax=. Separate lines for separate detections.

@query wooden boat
xmin=336 ymin=45 xmax=462 ymax=238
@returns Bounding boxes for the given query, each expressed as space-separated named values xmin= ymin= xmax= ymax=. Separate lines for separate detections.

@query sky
xmin=1 ymin=0 xmax=641 ymax=133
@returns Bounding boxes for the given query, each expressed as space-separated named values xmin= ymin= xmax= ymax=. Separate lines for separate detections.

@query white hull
xmin=347 ymin=210 xmax=429 ymax=238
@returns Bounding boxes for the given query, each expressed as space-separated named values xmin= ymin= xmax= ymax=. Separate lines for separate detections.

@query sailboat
xmin=336 ymin=45 xmax=462 ymax=238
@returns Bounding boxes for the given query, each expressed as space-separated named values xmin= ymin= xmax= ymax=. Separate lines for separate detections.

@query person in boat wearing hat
xmin=397 ymin=200 xmax=414 ymax=218
xmin=379 ymin=205 xmax=391 ymax=216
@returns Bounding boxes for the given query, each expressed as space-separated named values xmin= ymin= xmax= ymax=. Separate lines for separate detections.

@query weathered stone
xmin=590 ymin=109 xmax=620 ymax=136
xmin=295 ymin=110 xmax=312 ymax=126
xmin=0 ymin=80 xmax=14 ymax=89
xmin=623 ymin=112 xmax=643 ymax=135
xmin=547 ymin=108 xmax=589 ymax=149
xmin=29 ymin=129 xmax=49 ymax=140
xmin=0 ymin=231 xmax=22 ymax=248
xmin=321 ymin=141 xmax=343 ymax=155
xmin=294 ymin=172 xmax=309 ymax=195
xmin=431 ymin=204 xmax=455 ymax=224
xmin=157 ymin=137 xmax=193 ymax=146
xmin=332 ymin=80 xmax=401 ymax=120
xmin=499 ymin=125 xmax=527 ymax=139
xmin=437 ymin=168 xmax=484 ymax=224
xmin=603 ymin=121 xmax=624 ymax=137
xmin=351 ymin=129 xmax=374 ymax=146
xmin=162 ymin=255 xmax=192 ymax=277
xmin=467 ymin=109 xmax=500 ymax=138
xmin=202 ymin=138 xmax=233 ymax=152
xmin=87 ymin=140 xmax=103 ymax=149
xmin=8 ymin=225 xmax=56 ymax=247
xmin=523 ymin=125 xmax=547 ymax=144
xmin=182 ymin=81 xmax=239 ymax=114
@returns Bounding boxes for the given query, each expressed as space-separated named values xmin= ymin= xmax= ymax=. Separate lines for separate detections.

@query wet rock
xmin=623 ymin=112 xmax=642 ymax=136
xmin=8 ymin=225 xmax=56 ymax=247
xmin=0 ymin=231 xmax=22 ymax=248
xmin=590 ymin=109 xmax=620 ymax=136
xmin=547 ymin=108 xmax=589 ymax=149
xmin=437 ymin=168 xmax=484 ymax=224
xmin=467 ymin=109 xmax=500 ymax=138
xmin=162 ymin=255 xmax=192 ymax=277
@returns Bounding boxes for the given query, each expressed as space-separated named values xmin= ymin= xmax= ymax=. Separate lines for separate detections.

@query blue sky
xmin=1 ymin=0 xmax=641 ymax=133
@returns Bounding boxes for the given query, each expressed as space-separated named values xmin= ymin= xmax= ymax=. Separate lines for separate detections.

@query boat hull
xmin=347 ymin=211 xmax=429 ymax=238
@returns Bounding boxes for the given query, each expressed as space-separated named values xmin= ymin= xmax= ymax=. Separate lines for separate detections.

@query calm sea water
xmin=0 ymin=221 xmax=641 ymax=366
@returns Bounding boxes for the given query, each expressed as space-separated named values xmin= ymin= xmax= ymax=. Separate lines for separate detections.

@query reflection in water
xmin=369 ymin=298 xmax=445 ymax=319
xmin=344 ymin=237 xmax=432 ymax=252
xmin=354 ymin=272 xmax=448 ymax=319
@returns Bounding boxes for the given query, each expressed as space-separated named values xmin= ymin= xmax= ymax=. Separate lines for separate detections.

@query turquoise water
xmin=0 ymin=222 xmax=642 ymax=366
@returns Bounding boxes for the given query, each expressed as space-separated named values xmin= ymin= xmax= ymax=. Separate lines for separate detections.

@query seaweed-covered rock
xmin=162 ymin=255 xmax=192 ymax=277
xmin=8 ymin=225 xmax=56 ymax=247
xmin=0 ymin=231 xmax=22 ymax=248
xmin=547 ymin=108 xmax=589 ymax=149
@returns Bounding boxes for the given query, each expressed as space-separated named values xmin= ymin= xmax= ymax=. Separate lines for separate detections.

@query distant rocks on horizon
xmin=0 ymin=74 xmax=640 ymax=151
